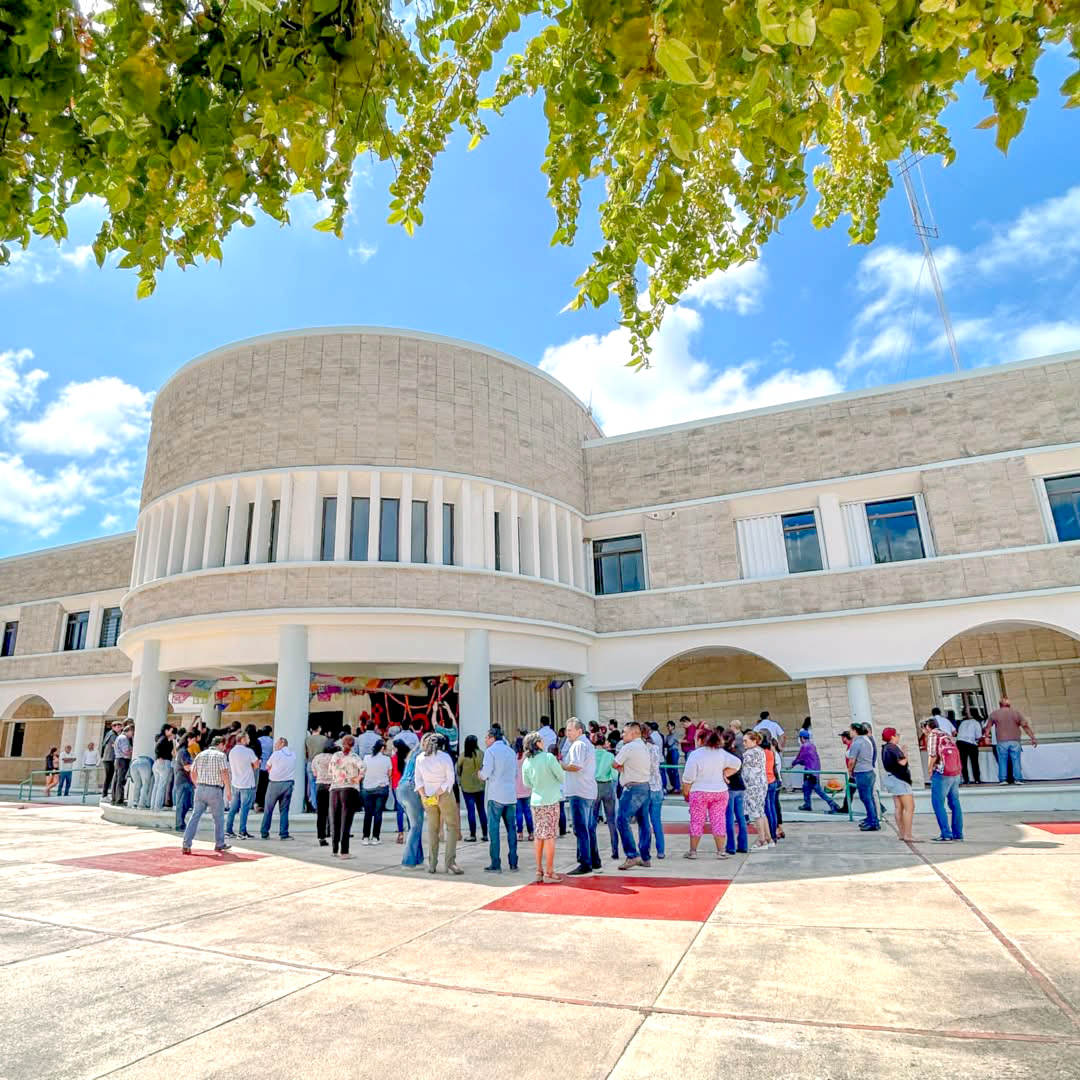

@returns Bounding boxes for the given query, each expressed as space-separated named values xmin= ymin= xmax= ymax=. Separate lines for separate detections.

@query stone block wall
xmin=13 ymin=602 xmax=65 ymax=655
xmin=597 ymin=691 xmax=634 ymax=726
xmin=644 ymin=652 xmax=790 ymax=689
xmin=634 ymin=683 xmax=809 ymax=737
xmin=143 ymin=332 xmax=601 ymax=511
xmin=868 ymin=672 xmax=924 ymax=784
xmin=642 ymin=502 xmax=740 ymax=588
xmin=925 ymin=628 xmax=1080 ymax=668
xmin=921 ymin=458 xmax=1046 ymax=555
xmin=806 ymin=677 xmax=853 ymax=775
xmin=585 ymin=356 xmax=1080 ymax=514
xmin=0 ymin=535 xmax=135 ymax=606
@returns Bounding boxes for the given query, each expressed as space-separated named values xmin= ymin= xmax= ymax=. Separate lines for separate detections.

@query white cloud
xmin=1010 ymin=321 xmax=1080 ymax=358
xmin=349 ymin=241 xmax=377 ymax=262
xmin=59 ymin=244 xmax=95 ymax=269
xmin=0 ymin=349 xmax=48 ymax=422
xmin=100 ymin=513 xmax=122 ymax=530
xmin=14 ymin=376 xmax=154 ymax=456
xmin=3 ymin=242 xmax=101 ymax=287
xmin=0 ymin=454 xmax=92 ymax=536
xmin=682 ymin=261 xmax=768 ymax=315
xmin=540 ymin=301 xmax=842 ymax=436
xmin=975 ymin=185 xmax=1080 ymax=275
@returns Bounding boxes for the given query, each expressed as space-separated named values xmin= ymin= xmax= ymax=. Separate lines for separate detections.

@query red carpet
xmin=483 ymin=875 xmax=730 ymax=922
xmin=1025 ymin=822 xmax=1080 ymax=835
xmin=54 ymin=846 xmax=264 ymax=877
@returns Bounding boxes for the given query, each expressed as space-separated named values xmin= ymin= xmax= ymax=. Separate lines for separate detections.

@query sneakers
xmin=567 ymin=866 xmax=592 ymax=876
xmin=225 ymin=831 xmax=237 ymax=838
xmin=361 ymin=837 xmax=371 ymax=846
xmin=639 ymin=859 xmax=652 ymax=868
xmin=682 ymin=851 xmax=697 ymax=860
xmin=465 ymin=836 xmax=477 ymax=843
xmin=319 ymin=839 xmax=329 ymax=847
xmin=371 ymin=838 xmax=382 ymax=846
xmin=447 ymin=863 xmax=464 ymax=875
xmin=239 ymin=832 xmax=253 ymax=839
xmin=215 ymin=844 xmax=231 ymax=852
xmin=483 ymin=865 xmax=502 ymax=873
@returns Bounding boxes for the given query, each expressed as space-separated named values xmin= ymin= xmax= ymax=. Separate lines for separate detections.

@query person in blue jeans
xmin=182 ymin=738 xmax=232 ymax=854
xmin=613 ymin=723 xmax=653 ymax=869
xmin=722 ymin=730 xmax=748 ymax=854
xmin=924 ymin=719 xmax=964 ymax=841
xmin=639 ymin=738 xmax=666 ymax=862
xmin=847 ymin=723 xmax=880 ymax=831
xmin=480 ymin=727 xmax=520 ymax=872
xmin=985 ymin=698 xmax=1037 ymax=784
xmin=260 ymin=737 xmax=297 ymax=840
xmin=397 ymin=746 xmax=425 ymax=867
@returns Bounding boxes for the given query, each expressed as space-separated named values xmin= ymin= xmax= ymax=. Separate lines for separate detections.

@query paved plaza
xmin=0 ymin=804 xmax=1078 ymax=1079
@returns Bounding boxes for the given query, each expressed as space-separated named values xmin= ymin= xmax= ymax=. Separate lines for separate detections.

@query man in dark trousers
xmin=100 ymin=720 xmax=122 ymax=801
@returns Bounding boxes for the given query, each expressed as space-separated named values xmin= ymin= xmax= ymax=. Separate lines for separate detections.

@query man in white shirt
xmin=956 ymin=711 xmax=983 ymax=784
xmin=928 ymin=707 xmax=956 ymax=736
xmin=414 ymin=733 xmax=462 ymax=875
xmin=396 ymin=719 xmax=419 ymax=751
xmin=479 ymin=725 xmax=519 ymax=873
xmin=57 ymin=745 xmax=77 ymax=796
xmin=536 ymin=716 xmax=557 ymax=751
xmin=355 ymin=719 xmax=380 ymax=758
xmin=753 ymin=711 xmax=786 ymax=750
xmin=260 ymin=737 xmax=297 ymax=840
xmin=613 ymin=722 xmax=653 ymax=870
xmin=225 ymin=732 xmax=260 ymax=838
xmin=82 ymin=742 xmax=100 ymax=768
xmin=562 ymin=718 xmax=599 ymax=875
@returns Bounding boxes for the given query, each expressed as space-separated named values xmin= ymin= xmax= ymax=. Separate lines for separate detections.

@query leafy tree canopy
xmin=2 ymin=0 xmax=1077 ymax=358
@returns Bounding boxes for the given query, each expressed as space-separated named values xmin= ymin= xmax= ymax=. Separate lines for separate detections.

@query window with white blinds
xmin=736 ymin=514 xmax=789 ymax=579
xmin=842 ymin=495 xmax=934 ymax=567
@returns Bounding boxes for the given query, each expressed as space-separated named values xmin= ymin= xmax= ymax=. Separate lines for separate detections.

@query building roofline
xmin=0 ymin=531 xmax=135 ymax=566
xmin=156 ymin=326 xmax=601 ymax=431
xmin=583 ymin=348 xmax=1080 ymax=447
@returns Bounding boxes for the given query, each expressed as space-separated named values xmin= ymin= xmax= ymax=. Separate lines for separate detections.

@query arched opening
xmin=911 ymin=621 xmax=1080 ymax=782
xmin=0 ymin=695 xmax=62 ymax=783
xmin=635 ymin=647 xmax=805 ymax=737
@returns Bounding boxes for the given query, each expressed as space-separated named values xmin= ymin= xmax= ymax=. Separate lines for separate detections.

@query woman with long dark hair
xmin=457 ymin=734 xmax=489 ymax=843
xmin=392 ymin=738 xmax=410 ymax=843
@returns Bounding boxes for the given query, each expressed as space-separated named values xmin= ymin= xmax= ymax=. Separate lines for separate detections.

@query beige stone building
xmin=3 ymin=328 xmax=1080 ymax=798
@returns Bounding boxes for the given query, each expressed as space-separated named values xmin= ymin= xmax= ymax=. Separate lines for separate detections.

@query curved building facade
xmin=4 ymin=328 xmax=1080 ymax=797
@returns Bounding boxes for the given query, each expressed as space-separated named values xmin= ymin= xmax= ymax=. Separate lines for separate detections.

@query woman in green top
xmin=456 ymin=734 xmax=489 ymax=843
xmin=521 ymin=732 xmax=565 ymax=883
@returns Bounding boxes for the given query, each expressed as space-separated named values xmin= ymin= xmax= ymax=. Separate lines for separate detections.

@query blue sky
xmin=1 ymin=46 xmax=1079 ymax=557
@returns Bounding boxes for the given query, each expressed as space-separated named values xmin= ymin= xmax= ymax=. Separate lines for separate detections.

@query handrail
xmin=17 ymin=767 xmax=101 ymax=804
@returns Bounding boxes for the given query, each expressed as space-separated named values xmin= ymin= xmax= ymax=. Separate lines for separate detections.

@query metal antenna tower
xmin=898 ymin=155 xmax=961 ymax=372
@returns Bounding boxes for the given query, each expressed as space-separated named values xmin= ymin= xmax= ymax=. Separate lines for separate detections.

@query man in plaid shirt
xmin=182 ymin=736 xmax=233 ymax=854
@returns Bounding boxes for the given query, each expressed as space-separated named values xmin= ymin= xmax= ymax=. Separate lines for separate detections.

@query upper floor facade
xmin=3 ymin=328 xmax=1080 ymax=686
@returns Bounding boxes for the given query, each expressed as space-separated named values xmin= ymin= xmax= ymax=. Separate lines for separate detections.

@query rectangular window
xmin=243 ymin=502 xmax=255 ymax=565
xmin=9 ymin=721 xmax=25 ymax=757
xmin=1 ymin=621 xmax=16 ymax=657
xmin=1044 ymin=474 xmax=1080 ymax=542
xmin=411 ymin=500 xmax=428 ymax=563
xmin=518 ymin=516 xmax=525 ymax=573
xmin=267 ymin=499 xmax=280 ymax=563
xmin=320 ymin=497 xmax=337 ymax=561
xmin=98 ymin=607 xmax=122 ymax=648
xmin=380 ymin=498 xmax=400 ymax=561
xmin=493 ymin=511 xmax=502 ymax=571
xmin=593 ymin=535 xmax=645 ymax=595
xmin=781 ymin=511 xmax=823 ymax=574
xmin=350 ymin=497 xmax=370 ymax=560
xmin=64 ymin=611 xmax=90 ymax=651
xmin=865 ymin=497 xmax=926 ymax=564
xmin=442 ymin=503 xmax=455 ymax=565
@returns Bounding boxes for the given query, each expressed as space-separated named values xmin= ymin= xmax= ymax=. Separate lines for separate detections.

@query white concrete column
xmin=509 ymin=490 xmax=520 ymax=574
xmin=334 ymin=471 xmax=350 ymax=561
xmin=400 ymin=472 xmax=413 ymax=563
xmin=201 ymin=698 xmax=218 ymax=730
xmin=482 ymin=485 xmax=496 ymax=570
xmin=86 ymin=601 xmax=103 ymax=650
xmin=202 ymin=486 xmax=222 ymax=568
xmin=573 ymin=678 xmax=599 ymax=727
xmin=818 ymin=492 xmax=850 ymax=569
xmin=73 ymin=715 xmax=90 ymax=760
xmin=559 ymin=507 xmax=574 ymax=585
xmin=459 ymin=628 xmax=491 ymax=748
xmin=249 ymin=476 xmax=269 ymax=565
xmin=367 ymin=472 xmax=381 ymax=561
xmin=277 ymin=473 xmax=295 ymax=562
xmin=461 ymin=480 xmax=476 ymax=568
xmin=431 ymin=476 xmax=444 ymax=565
xmin=572 ymin=515 xmax=586 ymax=588
xmin=223 ymin=479 xmax=243 ymax=566
xmin=132 ymin=639 xmax=169 ymax=759
xmin=182 ymin=488 xmax=205 ymax=572
xmin=846 ymin=674 xmax=873 ymax=728
xmin=527 ymin=496 xmax=541 ymax=577
xmin=274 ymin=624 xmax=310 ymax=814
xmin=547 ymin=501 xmax=560 ymax=581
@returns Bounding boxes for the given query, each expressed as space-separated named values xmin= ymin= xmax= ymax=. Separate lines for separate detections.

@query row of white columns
xmin=132 ymin=470 xmax=590 ymax=591
xmin=127 ymin=626 xmax=600 ymax=815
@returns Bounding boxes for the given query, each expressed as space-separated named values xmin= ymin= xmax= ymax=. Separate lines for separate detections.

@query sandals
xmin=543 ymin=873 xmax=562 ymax=884
xmin=534 ymin=870 xmax=545 ymax=883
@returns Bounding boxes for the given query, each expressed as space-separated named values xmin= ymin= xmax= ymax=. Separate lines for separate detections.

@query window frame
xmin=411 ymin=500 xmax=428 ymax=563
xmin=1 ymin=621 xmax=17 ymax=658
xmin=864 ymin=495 xmax=928 ymax=565
xmin=320 ymin=496 xmax=337 ymax=561
xmin=591 ymin=533 xmax=647 ymax=596
xmin=1037 ymin=472 xmax=1080 ymax=543
xmin=780 ymin=509 xmax=826 ymax=575
xmin=350 ymin=496 xmax=370 ymax=561
xmin=98 ymin=607 xmax=122 ymax=648
xmin=63 ymin=610 xmax=90 ymax=652
xmin=379 ymin=497 xmax=400 ymax=562
xmin=442 ymin=502 xmax=455 ymax=565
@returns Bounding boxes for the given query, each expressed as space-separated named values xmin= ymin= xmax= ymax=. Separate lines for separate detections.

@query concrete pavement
xmin=0 ymin=804 xmax=1077 ymax=1079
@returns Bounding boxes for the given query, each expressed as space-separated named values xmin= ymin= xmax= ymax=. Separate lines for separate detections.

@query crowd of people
xmin=86 ymin=695 xmax=1042 ymax=861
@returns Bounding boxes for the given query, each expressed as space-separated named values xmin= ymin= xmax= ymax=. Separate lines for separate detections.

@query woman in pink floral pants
xmin=680 ymin=729 xmax=743 ymax=860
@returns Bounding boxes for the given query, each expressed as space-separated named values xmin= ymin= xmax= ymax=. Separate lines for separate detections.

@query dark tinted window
xmin=781 ymin=512 xmax=823 ymax=573
xmin=1046 ymin=474 xmax=1080 ymax=542
xmin=866 ymin=497 xmax=925 ymax=563
xmin=593 ymin=535 xmax=645 ymax=595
